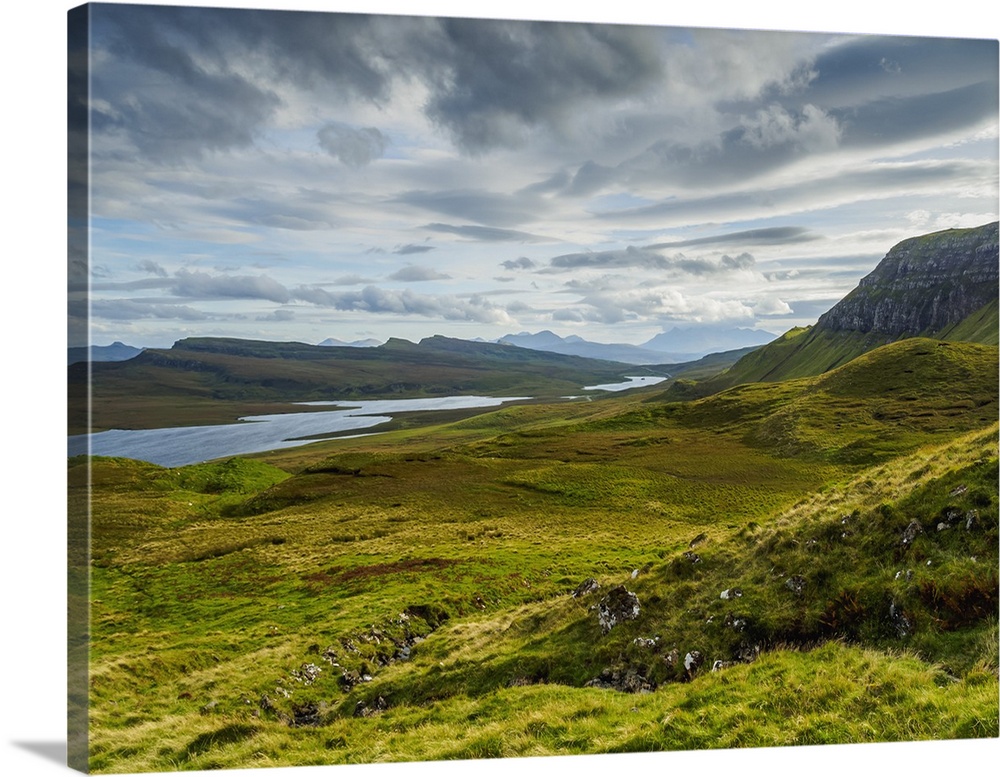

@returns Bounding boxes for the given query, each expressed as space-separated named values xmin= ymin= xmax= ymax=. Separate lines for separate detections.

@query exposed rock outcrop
xmin=597 ymin=585 xmax=640 ymax=633
xmin=817 ymin=222 xmax=998 ymax=338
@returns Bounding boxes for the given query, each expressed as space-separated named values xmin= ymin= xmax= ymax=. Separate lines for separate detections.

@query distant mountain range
xmin=315 ymin=329 xmax=775 ymax=364
xmin=317 ymin=337 xmax=383 ymax=348
xmin=498 ymin=326 xmax=776 ymax=364
xmin=67 ymin=341 xmax=144 ymax=366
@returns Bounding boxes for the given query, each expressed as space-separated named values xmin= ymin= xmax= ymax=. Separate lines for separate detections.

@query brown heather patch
xmin=310 ymin=557 xmax=461 ymax=585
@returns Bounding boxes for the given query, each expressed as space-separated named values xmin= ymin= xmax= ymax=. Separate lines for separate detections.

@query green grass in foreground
xmin=77 ymin=338 xmax=999 ymax=772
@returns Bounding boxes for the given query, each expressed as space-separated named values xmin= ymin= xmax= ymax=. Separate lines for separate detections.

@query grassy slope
xmin=79 ymin=337 xmax=999 ymax=771
xmin=688 ymin=298 xmax=999 ymax=397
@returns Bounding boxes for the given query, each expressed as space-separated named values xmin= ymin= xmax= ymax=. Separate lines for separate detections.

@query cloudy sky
xmin=69 ymin=1 xmax=999 ymax=349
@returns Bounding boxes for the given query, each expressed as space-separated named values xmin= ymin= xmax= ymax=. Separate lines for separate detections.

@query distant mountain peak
xmin=68 ymin=341 xmax=144 ymax=366
xmin=317 ymin=337 xmax=382 ymax=348
xmin=641 ymin=326 xmax=776 ymax=356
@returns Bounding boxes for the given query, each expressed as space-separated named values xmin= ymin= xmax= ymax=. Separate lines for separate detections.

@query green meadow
xmin=76 ymin=338 xmax=999 ymax=772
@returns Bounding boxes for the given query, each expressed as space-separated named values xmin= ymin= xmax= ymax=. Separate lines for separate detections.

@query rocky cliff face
xmin=817 ymin=222 xmax=998 ymax=337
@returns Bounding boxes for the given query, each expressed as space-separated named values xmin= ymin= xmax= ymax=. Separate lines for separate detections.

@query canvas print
xmin=67 ymin=2 xmax=999 ymax=773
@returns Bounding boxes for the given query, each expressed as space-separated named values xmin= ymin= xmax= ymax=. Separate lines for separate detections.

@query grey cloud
xmin=600 ymin=159 xmax=987 ymax=226
xmin=396 ymin=190 xmax=544 ymax=228
xmin=90 ymin=299 xmax=211 ymax=321
xmin=662 ymin=253 xmax=755 ymax=276
xmin=831 ymin=81 xmax=999 ymax=150
xmin=571 ymin=289 xmax=756 ymax=325
xmin=501 ymin=257 xmax=538 ymax=271
xmin=257 ymin=308 xmax=295 ymax=322
xmin=561 ymin=276 xmax=627 ymax=293
xmin=613 ymin=104 xmax=842 ymax=190
xmin=393 ymin=244 xmax=436 ymax=256
xmin=90 ymin=9 xmax=666 ymax=163
xmin=135 ymin=259 xmax=169 ymax=277
xmin=291 ymin=284 xmax=511 ymax=324
xmin=646 ymin=227 xmax=817 ymax=250
xmin=426 ymin=224 xmax=548 ymax=242
xmin=172 ymin=269 xmax=291 ymax=303
xmin=733 ymin=35 xmax=999 ymax=157
xmin=549 ymin=246 xmax=670 ymax=271
xmin=721 ymin=253 xmax=755 ymax=271
xmin=388 ymin=265 xmax=451 ymax=282
xmin=519 ymin=170 xmax=572 ymax=195
xmin=91 ymin=278 xmax=174 ymax=292
xmin=556 ymin=103 xmax=844 ymax=198
xmin=91 ymin=7 xmax=282 ymax=162
xmin=332 ymin=274 xmax=379 ymax=285
xmin=801 ymin=35 xmax=998 ymax=107
xmin=215 ymin=197 xmax=338 ymax=231
xmin=89 ymin=5 xmax=397 ymax=161
xmin=317 ymin=123 xmax=388 ymax=167
xmin=566 ymin=35 xmax=996 ymax=197
xmin=552 ymin=308 xmax=586 ymax=322
xmin=425 ymin=19 xmax=663 ymax=152
xmin=567 ymin=161 xmax=617 ymax=197
xmin=548 ymin=247 xmax=759 ymax=277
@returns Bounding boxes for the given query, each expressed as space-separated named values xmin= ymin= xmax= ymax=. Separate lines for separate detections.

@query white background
xmin=3 ymin=1 xmax=998 ymax=776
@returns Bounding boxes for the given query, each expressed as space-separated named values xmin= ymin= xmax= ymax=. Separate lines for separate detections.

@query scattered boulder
xmin=965 ymin=510 xmax=979 ymax=530
xmin=937 ymin=507 xmax=962 ymax=531
xmin=597 ymin=585 xmax=641 ymax=633
xmin=353 ymin=696 xmax=388 ymax=718
xmin=734 ymin=643 xmax=761 ymax=663
xmin=632 ymin=636 xmax=659 ymax=649
xmin=900 ymin=520 xmax=923 ymax=548
xmin=724 ymin=614 xmax=748 ymax=632
xmin=572 ymin=578 xmax=600 ymax=598
xmin=949 ymin=485 xmax=968 ymax=497
xmin=585 ymin=667 xmax=653 ymax=693
xmin=683 ymin=650 xmax=704 ymax=677
xmin=682 ymin=551 xmax=702 ymax=564
xmin=689 ymin=532 xmax=707 ymax=548
xmin=784 ymin=575 xmax=806 ymax=595
xmin=291 ymin=662 xmax=322 ymax=685
xmin=321 ymin=647 xmax=339 ymax=666
xmin=720 ymin=587 xmax=743 ymax=600
xmin=339 ymin=670 xmax=362 ymax=690
xmin=340 ymin=638 xmax=360 ymax=654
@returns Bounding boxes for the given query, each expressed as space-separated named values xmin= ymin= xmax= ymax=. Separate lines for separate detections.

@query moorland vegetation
xmin=71 ymin=224 xmax=999 ymax=771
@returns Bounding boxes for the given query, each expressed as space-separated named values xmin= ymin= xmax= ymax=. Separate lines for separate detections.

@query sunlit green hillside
xmin=77 ymin=337 xmax=999 ymax=772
